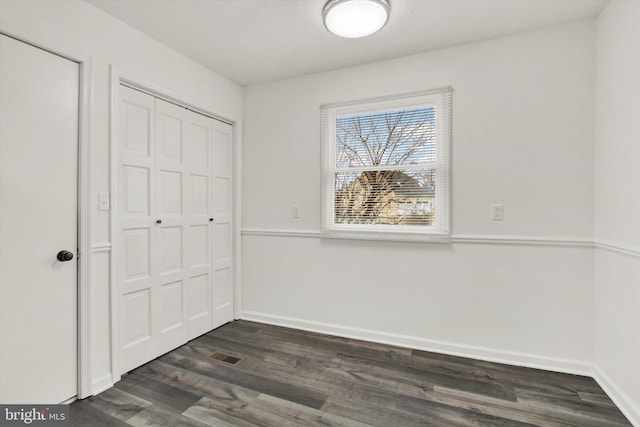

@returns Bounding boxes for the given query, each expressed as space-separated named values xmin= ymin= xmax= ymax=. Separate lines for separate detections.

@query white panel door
xmin=211 ymin=120 xmax=234 ymax=328
xmin=118 ymin=87 xmax=228 ymax=374
xmin=0 ymin=34 xmax=78 ymax=403
xmin=185 ymin=111 xmax=214 ymax=337
xmin=118 ymin=85 xmax=156 ymax=373
xmin=154 ymin=99 xmax=189 ymax=354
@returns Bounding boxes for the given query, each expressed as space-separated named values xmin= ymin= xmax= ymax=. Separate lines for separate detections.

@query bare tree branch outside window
xmin=334 ymin=107 xmax=437 ymax=226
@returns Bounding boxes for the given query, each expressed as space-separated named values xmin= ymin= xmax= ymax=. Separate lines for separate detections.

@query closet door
xmin=118 ymin=86 xmax=157 ymax=373
xmin=185 ymin=110 xmax=215 ymax=337
xmin=118 ymin=86 xmax=227 ymax=374
xmin=212 ymin=120 xmax=234 ymax=328
xmin=154 ymin=99 xmax=190 ymax=355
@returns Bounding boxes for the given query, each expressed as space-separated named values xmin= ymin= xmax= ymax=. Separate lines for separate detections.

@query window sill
xmin=320 ymin=229 xmax=451 ymax=243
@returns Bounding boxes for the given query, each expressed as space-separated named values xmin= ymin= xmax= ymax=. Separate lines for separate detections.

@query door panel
xmin=211 ymin=121 xmax=234 ymax=328
xmin=159 ymin=227 xmax=183 ymax=273
xmin=159 ymin=171 xmax=183 ymax=215
xmin=160 ymin=281 xmax=183 ymax=331
xmin=123 ymin=229 xmax=151 ymax=279
xmin=0 ymin=34 xmax=79 ymax=403
xmin=189 ymin=225 xmax=209 ymax=267
xmin=154 ymin=99 xmax=188 ymax=355
xmin=123 ymin=166 xmax=151 ymax=215
xmin=184 ymin=110 xmax=214 ymax=337
xmin=119 ymin=86 xmax=155 ymax=373
xmin=123 ymin=289 xmax=151 ymax=345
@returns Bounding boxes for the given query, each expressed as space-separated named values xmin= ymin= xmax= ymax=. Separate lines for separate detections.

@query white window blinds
xmin=321 ymin=87 xmax=452 ymax=240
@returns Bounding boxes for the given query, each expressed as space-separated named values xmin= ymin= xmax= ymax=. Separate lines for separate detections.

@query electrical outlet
xmin=98 ymin=192 xmax=110 ymax=211
xmin=292 ymin=205 xmax=301 ymax=219
xmin=492 ymin=204 xmax=504 ymax=221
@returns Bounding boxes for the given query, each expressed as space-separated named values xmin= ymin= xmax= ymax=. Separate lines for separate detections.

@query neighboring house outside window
xmin=321 ymin=88 xmax=452 ymax=241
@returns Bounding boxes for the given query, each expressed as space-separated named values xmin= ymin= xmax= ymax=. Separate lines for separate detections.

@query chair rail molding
xmin=241 ymin=228 xmax=595 ymax=248
xmin=91 ymin=242 xmax=112 ymax=253
xmin=594 ymin=240 xmax=640 ymax=258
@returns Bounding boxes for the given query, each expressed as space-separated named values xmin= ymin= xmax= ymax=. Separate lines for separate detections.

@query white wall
xmin=4 ymin=1 xmax=636 ymax=421
xmin=0 ymin=0 xmax=242 ymax=395
xmin=242 ymin=21 xmax=596 ymax=371
xmin=243 ymin=21 xmax=595 ymax=238
xmin=595 ymin=0 xmax=640 ymax=424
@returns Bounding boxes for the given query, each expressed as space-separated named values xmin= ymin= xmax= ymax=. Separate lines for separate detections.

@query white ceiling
xmin=87 ymin=0 xmax=608 ymax=86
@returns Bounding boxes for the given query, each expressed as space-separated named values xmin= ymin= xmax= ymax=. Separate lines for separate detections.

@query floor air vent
xmin=210 ymin=352 xmax=241 ymax=364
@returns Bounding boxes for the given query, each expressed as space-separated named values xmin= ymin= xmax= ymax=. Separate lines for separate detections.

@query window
xmin=321 ymin=88 xmax=451 ymax=241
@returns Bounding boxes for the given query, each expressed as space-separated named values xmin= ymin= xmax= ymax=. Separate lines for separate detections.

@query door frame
xmin=109 ymin=68 xmax=240 ymax=383
xmin=0 ymin=26 xmax=93 ymax=400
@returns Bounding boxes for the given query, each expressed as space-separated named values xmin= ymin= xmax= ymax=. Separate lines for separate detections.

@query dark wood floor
xmin=71 ymin=320 xmax=631 ymax=426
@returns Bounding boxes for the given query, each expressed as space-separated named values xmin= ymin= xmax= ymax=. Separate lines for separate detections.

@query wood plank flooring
xmin=71 ymin=321 xmax=632 ymax=426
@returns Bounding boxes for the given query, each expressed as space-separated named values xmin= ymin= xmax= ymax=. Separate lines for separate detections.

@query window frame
xmin=320 ymin=88 xmax=452 ymax=242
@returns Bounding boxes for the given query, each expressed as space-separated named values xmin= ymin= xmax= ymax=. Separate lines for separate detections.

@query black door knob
xmin=57 ymin=250 xmax=74 ymax=262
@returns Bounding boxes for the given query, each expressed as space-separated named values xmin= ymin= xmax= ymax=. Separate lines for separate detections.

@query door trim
xmin=109 ymin=67 xmax=239 ymax=383
xmin=0 ymin=25 xmax=93 ymax=399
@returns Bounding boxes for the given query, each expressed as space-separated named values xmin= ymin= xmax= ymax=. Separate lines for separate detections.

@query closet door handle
xmin=156 ymin=219 xmax=162 ymax=224
xmin=209 ymin=218 xmax=214 ymax=222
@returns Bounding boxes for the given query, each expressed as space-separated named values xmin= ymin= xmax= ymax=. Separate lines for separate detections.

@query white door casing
xmin=0 ymin=34 xmax=79 ymax=403
xmin=118 ymin=85 xmax=233 ymax=374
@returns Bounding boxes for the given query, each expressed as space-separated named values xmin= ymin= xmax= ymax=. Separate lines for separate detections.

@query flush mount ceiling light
xmin=323 ymin=0 xmax=390 ymax=39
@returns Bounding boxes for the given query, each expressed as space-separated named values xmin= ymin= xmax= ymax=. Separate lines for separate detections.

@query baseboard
xmin=91 ymin=374 xmax=113 ymax=397
xmin=239 ymin=310 xmax=593 ymax=376
xmin=593 ymin=366 xmax=640 ymax=426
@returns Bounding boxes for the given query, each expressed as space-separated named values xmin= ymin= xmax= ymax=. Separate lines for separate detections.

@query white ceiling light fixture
xmin=323 ymin=0 xmax=390 ymax=39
